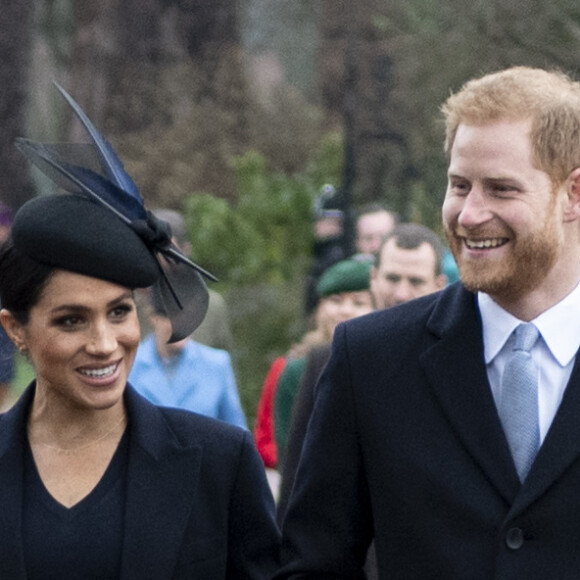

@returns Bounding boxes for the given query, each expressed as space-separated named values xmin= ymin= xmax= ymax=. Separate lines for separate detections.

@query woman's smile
xmin=77 ymin=361 xmax=122 ymax=386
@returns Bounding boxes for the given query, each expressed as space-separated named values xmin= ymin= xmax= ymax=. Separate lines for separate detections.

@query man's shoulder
xmin=344 ymin=282 xmax=474 ymax=340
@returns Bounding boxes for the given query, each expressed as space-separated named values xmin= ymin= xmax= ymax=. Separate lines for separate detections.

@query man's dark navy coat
xmin=0 ymin=385 xmax=280 ymax=579
xmin=278 ymin=282 xmax=580 ymax=579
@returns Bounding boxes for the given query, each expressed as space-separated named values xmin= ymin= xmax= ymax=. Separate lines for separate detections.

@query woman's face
xmin=317 ymin=290 xmax=375 ymax=338
xmin=1 ymin=270 xmax=140 ymax=411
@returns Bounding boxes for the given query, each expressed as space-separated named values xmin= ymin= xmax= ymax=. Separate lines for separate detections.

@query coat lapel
xmin=120 ymin=387 xmax=203 ymax=580
xmin=509 ymin=354 xmax=580 ymax=515
xmin=419 ymin=285 xmax=520 ymax=503
xmin=0 ymin=386 xmax=35 ymax=579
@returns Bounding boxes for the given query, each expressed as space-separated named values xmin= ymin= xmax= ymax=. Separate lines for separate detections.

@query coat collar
xmin=0 ymin=384 xmax=204 ymax=580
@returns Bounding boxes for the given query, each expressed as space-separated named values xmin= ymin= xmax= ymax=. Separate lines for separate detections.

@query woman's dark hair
xmin=0 ymin=238 xmax=54 ymax=324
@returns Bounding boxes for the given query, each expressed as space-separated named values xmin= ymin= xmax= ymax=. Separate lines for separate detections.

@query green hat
xmin=317 ymin=259 xmax=371 ymax=297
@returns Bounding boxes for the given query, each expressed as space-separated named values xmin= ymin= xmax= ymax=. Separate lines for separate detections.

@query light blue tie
xmin=498 ymin=323 xmax=540 ymax=482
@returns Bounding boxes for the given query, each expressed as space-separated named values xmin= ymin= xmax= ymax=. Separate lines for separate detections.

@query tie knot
xmin=512 ymin=323 xmax=539 ymax=353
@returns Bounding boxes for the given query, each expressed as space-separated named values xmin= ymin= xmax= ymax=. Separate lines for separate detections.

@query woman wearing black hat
xmin=0 ymin=87 xmax=279 ymax=579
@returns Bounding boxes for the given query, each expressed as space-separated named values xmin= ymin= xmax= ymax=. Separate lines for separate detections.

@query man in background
xmin=370 ymin=222 xmax=447 ymax=309
xmin=355 ymin=203 xmax=397 ymax=256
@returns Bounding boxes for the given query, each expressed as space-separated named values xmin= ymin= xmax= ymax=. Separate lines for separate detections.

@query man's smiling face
xmin=442 ymin=118 xmax=564 ymax=304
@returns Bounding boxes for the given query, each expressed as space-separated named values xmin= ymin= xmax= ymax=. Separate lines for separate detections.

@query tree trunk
xmin=0 ymin=0 xmax=35 ymax=210
xmin=68 ymin=0 xmax=118 ymax=137
xmin=318 ymin=0 xmax=407 ymax=209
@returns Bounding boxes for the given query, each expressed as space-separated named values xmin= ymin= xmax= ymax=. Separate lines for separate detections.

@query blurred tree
xmin=241 ymin=0 xmax=320 ymax=101
xmin=0 ymin=0 xmax=35 ymax=209
xmin=183 ymin=133 xmax=342 ymax=423
xmin=66 ymin=0 xmax=117 ymax=136
xmin=318 ymin=0 xmax=416 ymax=220
xmin=106 ymin=0 xmax=167 ymax=132
xmin=184 ymin=149 xmax=318 ymax=422
xmin=108 ymin=0 xmax=252 ymax=205
xmin=25 ymin=0 xmax=253 ymax=208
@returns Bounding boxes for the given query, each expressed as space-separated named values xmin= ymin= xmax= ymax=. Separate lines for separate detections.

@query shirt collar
xmin=479 ymin=281 xmax=580 ymax=367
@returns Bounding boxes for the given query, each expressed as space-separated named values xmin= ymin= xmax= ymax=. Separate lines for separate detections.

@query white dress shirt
xmin=479 ymin=283 xmax=580 ymax=444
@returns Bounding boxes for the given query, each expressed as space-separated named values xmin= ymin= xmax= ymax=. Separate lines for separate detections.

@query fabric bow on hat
xmin=15 ymin=82 xmax=216 ymax=342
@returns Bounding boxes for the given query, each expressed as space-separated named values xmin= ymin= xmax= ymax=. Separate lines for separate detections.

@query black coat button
xmin=506 ymin=527 xmax=525 ymax=550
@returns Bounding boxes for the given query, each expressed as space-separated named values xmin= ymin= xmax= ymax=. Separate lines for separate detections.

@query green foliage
xmin=12 ymin=353 xmax=35 ymax=397
xmin=183 ymin=137 xmax=343 ymax=425
xmin=302 ymin=132 xmax=343 ymax=188
xmin=226 ymin=284 xmax=307 ymax=427
xmin=185 ymin=150 xmax=323 ymax=286
xmin=406 ymin=181 xmax=445 ymax=237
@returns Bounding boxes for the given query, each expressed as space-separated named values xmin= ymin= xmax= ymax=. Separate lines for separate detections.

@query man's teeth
xmin=80 ymin=364 xmax=116 ymax=378
xmin=466 ymin=238 xmax=505 ymax=249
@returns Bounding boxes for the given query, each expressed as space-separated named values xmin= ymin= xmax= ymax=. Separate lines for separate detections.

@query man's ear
xmin=563 ymin=168 xmax=580 ymax=222
xmin=0 ymin=309 xmax=26 ymax=352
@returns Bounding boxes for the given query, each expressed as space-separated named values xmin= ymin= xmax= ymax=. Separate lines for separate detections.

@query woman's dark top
xmin=23 ymin=429 xmax=129 ymax=579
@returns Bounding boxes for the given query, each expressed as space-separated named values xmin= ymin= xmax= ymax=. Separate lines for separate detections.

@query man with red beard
xmin=275 ymin=66 xmax=580 ymax=579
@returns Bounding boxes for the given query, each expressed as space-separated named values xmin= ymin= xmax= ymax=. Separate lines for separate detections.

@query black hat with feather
xmin=13 ymin=82 xmax=216 ymax=342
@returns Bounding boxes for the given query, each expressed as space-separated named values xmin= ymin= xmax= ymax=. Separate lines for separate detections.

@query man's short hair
xmin=378 ymin=223 xmax=445 ymax=276
xmin=356 ymin=203 xmax=398 ymax=223
xmin=442 ymin=66 xmax=580 ymax=187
